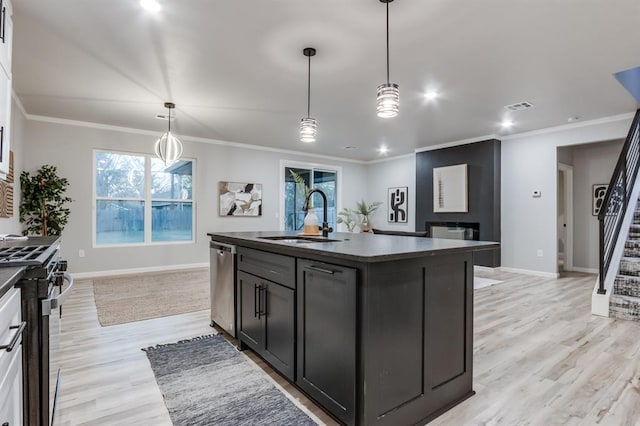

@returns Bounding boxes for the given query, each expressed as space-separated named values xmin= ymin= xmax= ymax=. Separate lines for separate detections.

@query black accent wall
xmin=416 ymin=139 xmax=501 ymax=267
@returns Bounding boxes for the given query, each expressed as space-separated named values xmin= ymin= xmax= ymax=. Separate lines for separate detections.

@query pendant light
xmin=377 ymin=0 xmax=399 ymax=118
xmin=300 ymin=47 xmax=317 ymax=143
xmin=155 ymin=102 xmax=183 ymax=165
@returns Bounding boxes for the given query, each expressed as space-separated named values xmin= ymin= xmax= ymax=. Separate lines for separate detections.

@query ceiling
xmin=13 ymin=0 xmax=640 ymax=161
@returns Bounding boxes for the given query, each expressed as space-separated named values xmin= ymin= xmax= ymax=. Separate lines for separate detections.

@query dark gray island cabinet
xmin=207 ymin=231 xmax=499 ymax=426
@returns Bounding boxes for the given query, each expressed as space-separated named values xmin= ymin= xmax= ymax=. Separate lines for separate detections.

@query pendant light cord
xmin=307 ymin=54 xmax=311 ymax=117
xmin=386 ymin=1 xmax=390 ymax=83
xmin=167 ymin=105 xmax=172 ymax=133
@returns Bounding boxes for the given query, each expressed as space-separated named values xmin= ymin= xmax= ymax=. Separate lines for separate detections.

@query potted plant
xmin=355 ymin=200 xmax=383 ymax=232
xmin=19 ymin=165 xmax=72 ymax=236
xmin=337 ymin=208 xmax=359 ymax=232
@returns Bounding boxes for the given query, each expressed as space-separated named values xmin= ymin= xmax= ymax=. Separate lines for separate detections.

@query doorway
xmin=558 ymin=163 xmax=574 ymax=273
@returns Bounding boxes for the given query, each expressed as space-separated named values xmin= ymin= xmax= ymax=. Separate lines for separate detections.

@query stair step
xmin=624 ymin=240 xmax=640 ymax=257
xmin=609 ymin=294 xmax=640 ymax=321
xmin=618 ymin=257 xmax=640 ymax=276
xmin=614 ymin=275 xmax=640 ymax=297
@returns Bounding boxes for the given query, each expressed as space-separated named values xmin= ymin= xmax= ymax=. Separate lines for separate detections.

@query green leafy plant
xmin=336 ymin=208 xmax=359 ymax=232
xmin=289 ymin=169 xmax=313 ymax=209
xmin=19 ymin=165 xmax=72 ymax=236
xmin=356 ymin=200 xmax=383 ymax=216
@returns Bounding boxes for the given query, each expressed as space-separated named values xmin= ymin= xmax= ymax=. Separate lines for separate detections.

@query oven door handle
xmin=42 ymin=273 xmax=74 ymax=316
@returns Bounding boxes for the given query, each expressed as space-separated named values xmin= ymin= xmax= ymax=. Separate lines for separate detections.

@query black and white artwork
xmin=219 ymin=182 xmax=262 ymax=216
xmin=592 ymin=184 xmax=608 ymax=216
xmin=388 ymin=187 xmax=408 ymax=223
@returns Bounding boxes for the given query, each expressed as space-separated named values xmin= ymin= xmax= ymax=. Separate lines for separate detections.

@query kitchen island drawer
xmin=237 ymin=247 xmax=295 ymax=289
xmin=0 ymin=287 xmax=22 ymax=376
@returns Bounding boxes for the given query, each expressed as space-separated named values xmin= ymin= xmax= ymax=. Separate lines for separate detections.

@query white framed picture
xmin=592 ymin=184 xmax=608 ymax=216
xmin=388 ymin=187 xmax=408 ymax=223
xmin=433 ymin=164 xmax=468 ymax=213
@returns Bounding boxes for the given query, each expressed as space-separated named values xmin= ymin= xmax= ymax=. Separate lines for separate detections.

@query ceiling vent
xmin=155 ymin=113 xmax=175 ymax=120
xmin=504 ymin=101 xmax=533 ymax=111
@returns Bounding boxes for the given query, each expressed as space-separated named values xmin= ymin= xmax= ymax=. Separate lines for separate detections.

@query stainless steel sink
xmin=258 ymin=236 xmax=341 ymax=243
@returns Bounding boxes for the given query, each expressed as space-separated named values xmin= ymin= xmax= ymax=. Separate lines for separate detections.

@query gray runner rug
xmin=143 ymin=334 xmax=319 ymax=426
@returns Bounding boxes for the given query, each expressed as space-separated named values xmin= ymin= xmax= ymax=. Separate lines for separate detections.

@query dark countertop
xmin=207 ymin=231 xmax=500 ymax=263
xmin=0 ymin=266 xmax=26 ymax=301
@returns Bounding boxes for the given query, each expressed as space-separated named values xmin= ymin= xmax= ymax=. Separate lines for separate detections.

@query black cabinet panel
xmin=263 ymin=282 xmax=295 ymax=380
xmin=237 ymin=271 xmax=263 ymax=349
xmin=426 ymin=260 xmax=467 ymax=388
xmin=297 ymin=259 xmax=356 ymax=425
xmin=237 ymin=247 xmax=295 ymax=289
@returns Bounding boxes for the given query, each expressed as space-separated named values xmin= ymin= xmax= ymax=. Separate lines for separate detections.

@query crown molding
xmin=23 ymin=113 xmax=367 ymax=165
xmin=366 ymin=152 xmax=415 ymax=164
xmin=11 ymin=90 xmax=28 ymax=118
xmin=414 ymin=134 xmax=498 ymax=153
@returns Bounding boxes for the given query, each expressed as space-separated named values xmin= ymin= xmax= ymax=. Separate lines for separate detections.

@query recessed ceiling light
xmin=342 ymin=146 xmax=358 ymax=150
xmin=140 ymin=0 xmax=161 ymax=12
xmin=424 ymin=91 xmax=439 ymax=101
xmin=500 ymin=119 xmax=514 ymax=129
xmin=378 ymin=146 xmax=389 ymax=154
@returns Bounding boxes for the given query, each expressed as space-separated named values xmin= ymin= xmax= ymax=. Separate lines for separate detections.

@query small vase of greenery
xmin=356 ymin=200 xmax=383 ymax=233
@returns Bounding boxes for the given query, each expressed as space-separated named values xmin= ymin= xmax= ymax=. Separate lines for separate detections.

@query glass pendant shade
xmin=376 ymin=82 xmax=399 ymax=118
xmin=300 ymin=117 xmax=317 ymax=143
xmin=154 ymin=131 xmax=183 ymax=165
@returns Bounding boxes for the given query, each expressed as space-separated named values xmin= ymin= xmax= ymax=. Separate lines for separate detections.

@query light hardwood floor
xmin=54 ymin=271 xmax=640 ymax=426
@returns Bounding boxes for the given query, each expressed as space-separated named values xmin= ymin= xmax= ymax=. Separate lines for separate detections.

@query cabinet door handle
xmin=0 ymin=126 xmax=3 ymax=163
xmin=0 ymin=321 xmax=26 ymax=352
xmin=306 ymin=265 xmax=336 ymax=275
xmin=1 ymin=5 xmax=5 ymax=43
xmin=258 ymin=284 xmax=267 ymax=318
xmin=254 ymin=283 xmax=259 ymax=318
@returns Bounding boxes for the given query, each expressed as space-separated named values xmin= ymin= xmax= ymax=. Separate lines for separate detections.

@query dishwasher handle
xmin=210 ymin=241 xmax=236 ymax=254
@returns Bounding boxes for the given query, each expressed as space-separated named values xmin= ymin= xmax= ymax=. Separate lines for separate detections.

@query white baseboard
xmin=474 ymin=265 xmax=499 ymax=273
xmin=499 ymin=267 xmax=559 ymax=279
xmin=572 ymin=267 xmax=598 ymax=274
xmin=71 ymin=262 xmax=209 ymax=280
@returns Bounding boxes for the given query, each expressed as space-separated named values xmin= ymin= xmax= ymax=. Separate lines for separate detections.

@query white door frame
xmin=558 ymin=163 xmax=574 ymax=272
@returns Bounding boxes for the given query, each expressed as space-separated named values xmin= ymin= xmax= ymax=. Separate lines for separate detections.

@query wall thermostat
xmin=532 ymin=191 xmax=542 ymax=198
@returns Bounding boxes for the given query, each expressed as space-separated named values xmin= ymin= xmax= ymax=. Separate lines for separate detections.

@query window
xmin=94 ymin=151 xmax=194 ymax=246
xmin=283 ymin=165 xmax=338 ymax=231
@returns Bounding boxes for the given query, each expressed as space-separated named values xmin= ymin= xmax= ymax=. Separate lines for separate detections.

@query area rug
xmin=93 ymin=269 xmax=209 ymax=326
xmin=143 ymin=334 xmax=320 ymax=426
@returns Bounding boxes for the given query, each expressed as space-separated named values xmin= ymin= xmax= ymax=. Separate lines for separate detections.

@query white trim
xmin=25 ymin=113 xmax=366 ymax=165
xmin=558 ymin=163 xmax=574 ymax=273
xmin=415 ymin=135 xmax=498 ymax=153
xmin=11 ymin=91 xmax=27 ymax=117
xmin=499 ymin=267 xmax=559 ymax=278
xmin=473 ymin=265 xmax=499 ymax=273
xmin=70 ymin=262 xmax=209 ymax=280
xmin=573 ymin=267 xmax=598 ymax=274
xmin=367 ymin=152 xmax=415 ymax=165
xmin=501 ymin=112 xmax=635 ymax=141
xmin=279 ymin=160 xmax=342 ymax=231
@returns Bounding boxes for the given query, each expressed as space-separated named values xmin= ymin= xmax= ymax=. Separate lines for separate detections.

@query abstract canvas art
xmin=219 ymin=181 xmax=262 ymax=216
xmin=388 ymin=187 xmax=408 ymax=223
xmin=592 ymin=184 xmax=608 ymax=216
xmin=433 ymin=164 xmax=468 ymax=213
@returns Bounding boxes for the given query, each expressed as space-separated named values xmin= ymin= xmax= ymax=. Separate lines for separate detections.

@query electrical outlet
xmin=79 ymin=249 xmax=85 ymax=258
xmin=537 ymin=249 xmax=543 ymax=257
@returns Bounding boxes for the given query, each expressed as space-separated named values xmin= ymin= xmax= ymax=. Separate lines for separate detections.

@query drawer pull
xmin=0 ymin=321 xmax=26 ymax=352
xmin=306 ymin=265 xmax=336 ymax=275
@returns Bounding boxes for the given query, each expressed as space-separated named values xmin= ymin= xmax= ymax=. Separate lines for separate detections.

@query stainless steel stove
xmin=0 ymin=236 xmax=72 ymax=426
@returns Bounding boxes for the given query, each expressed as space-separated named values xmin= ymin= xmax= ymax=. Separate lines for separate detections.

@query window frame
xmin=279 ymin=159 xmax=342 ymax=231
xmin=92 ymin=149 xmax=196 ymax=248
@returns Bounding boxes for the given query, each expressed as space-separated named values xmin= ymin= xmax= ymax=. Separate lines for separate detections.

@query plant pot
xmin=361 ymin=215 xmax=371 ymax=233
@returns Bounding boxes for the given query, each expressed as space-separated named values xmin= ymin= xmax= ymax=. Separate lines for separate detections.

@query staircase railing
xmin=598 ymin=109 xmax=640 ymax=294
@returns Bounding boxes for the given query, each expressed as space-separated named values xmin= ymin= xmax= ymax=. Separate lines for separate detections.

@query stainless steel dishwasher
xmin=209 ymin=241 xmax=236 ymax=337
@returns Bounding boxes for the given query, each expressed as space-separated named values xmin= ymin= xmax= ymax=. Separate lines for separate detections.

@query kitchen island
xmin=207 ymin=231 xmax=499 ymax=426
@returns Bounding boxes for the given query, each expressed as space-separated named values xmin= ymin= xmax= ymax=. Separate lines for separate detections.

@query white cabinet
xmin=0 ymin=287 xmax=23 ymax=426
xmin=0 ymin=0 xmax=11 ymax=177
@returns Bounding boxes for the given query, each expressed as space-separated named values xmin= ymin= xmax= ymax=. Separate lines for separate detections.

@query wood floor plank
xmin=55 ymin=272 xmax=640 ymax=425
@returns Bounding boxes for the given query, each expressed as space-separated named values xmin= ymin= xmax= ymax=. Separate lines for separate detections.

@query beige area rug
xmin=93 ymin=269 xmax=210 ymax=326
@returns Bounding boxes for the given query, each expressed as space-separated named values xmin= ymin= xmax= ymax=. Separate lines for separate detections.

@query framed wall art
xmin=592 ymin=184 xmax=608 ymax=216
xmin=219 ymin=181 xmax=262 ymax=216
xmin=433 ymin=164 xmax=468 ymax=213
xmin=388 ymin=187 xmax=408 ymax=223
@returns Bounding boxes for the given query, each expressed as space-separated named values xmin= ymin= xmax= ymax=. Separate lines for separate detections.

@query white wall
xmin=0 ymin=97 xmax=25 ymax=235
xmin=501 ymin=115 xmax=633 ymax=275
xmin=570 ymin=139 xmax=624 ymax=270
xmin=23 ymin=118 xmax=368 ymax=274
xmin=365 ymin=154 xmax=416 ymax=231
